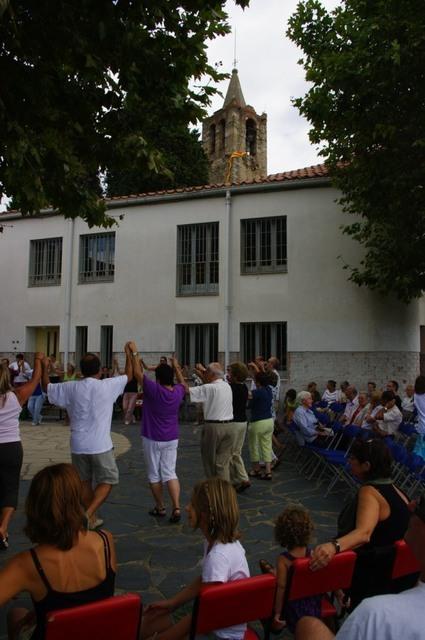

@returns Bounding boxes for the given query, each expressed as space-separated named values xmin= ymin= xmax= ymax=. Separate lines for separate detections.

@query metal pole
xmin=224 ymin=190 xmax=232 ymax=369
xmin=63 ymin=217 xmax=75 ymax=366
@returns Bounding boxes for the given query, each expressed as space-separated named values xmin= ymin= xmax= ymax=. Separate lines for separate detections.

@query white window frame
xmin=79 ymin=232 xmax=115 ymax=283
xmin=29 ymin=237 xmax=62 ymax=287
xmin=176 ymin=222 xmax=219 ymax=296
xmin=240 ymin=322 xmax=287 ymax=370
xmin=241 ymin=216 xmax=287 ymax=274
xmin=176 ymin=324 xmax=218 ymax=367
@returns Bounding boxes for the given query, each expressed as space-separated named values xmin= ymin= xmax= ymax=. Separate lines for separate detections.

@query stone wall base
xmin=2 ymin=350 xmax=420 ymax=393
xmin=287 ymin=351 xmax=420 ymax=392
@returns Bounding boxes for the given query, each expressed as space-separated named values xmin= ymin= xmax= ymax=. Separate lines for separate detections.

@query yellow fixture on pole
xmin=225 ymin=151 xmax=248 ymax=183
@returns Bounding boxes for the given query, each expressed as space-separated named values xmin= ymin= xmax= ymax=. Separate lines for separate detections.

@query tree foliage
xmin=288 ymin=0 xmax=425 ymax=302
xmin=106 ymin=123 xmax=209 ymax=197
xmin=1 ymin=0 xmax=248 ymax=227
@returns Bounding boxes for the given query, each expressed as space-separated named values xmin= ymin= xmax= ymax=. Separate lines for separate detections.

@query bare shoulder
xmin=1 ymin=549 xmax=34 ymax=579
xmin=276 ymin=554 xmax=290 ymax=570
xmin=358 ymin=484 xmax=383 ymax=503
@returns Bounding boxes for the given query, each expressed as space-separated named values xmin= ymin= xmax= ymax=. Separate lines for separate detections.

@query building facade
xmin=0 ymin=166 xmax=422 ymax=390
xmin=1 ymin=70 xmax=423 ymax=391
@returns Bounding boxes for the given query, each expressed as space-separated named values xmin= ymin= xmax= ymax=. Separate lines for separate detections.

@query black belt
xmin=204 ymin=419 xmax=233 ymax=424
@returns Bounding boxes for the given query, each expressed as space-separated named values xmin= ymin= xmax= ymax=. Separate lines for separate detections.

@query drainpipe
xmin=223 ymin=190 xmax=232 ymax=369
xmin=63 ymin=217 xmax=75 ymax=366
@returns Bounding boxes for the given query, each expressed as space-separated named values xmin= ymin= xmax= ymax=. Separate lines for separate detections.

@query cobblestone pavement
xmin=0 ymin=417 xmax=344 ymax=638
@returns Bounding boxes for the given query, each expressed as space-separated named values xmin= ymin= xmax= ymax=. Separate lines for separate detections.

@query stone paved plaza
xmin=0 ymin=417 xmax=345 ymax=639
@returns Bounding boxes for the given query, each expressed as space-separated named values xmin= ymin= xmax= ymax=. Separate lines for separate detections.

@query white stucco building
xmin=1 ymin=70 xmax=423 ymax=390
xmin=0 ymin=164 xmax=422 ymax=390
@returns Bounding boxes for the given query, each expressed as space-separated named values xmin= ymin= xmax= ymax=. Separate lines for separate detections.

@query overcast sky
xmin=204 ymin=0 xmax=341 ymax=175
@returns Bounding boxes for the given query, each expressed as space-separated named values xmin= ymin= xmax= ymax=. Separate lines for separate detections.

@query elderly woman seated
xmin=293 ymin=391 xmax=330 ymax=446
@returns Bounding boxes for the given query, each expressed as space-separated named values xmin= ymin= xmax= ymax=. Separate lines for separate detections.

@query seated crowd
xmin=0 ymin=456 xmax=423 ymax=640
xmin=1 ymin=351 xmax=425 ymax=639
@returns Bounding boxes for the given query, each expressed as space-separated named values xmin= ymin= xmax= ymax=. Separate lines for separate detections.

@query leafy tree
xmin=106 ymin=123 xmax=209 ymax=197
xmin=287 ymin=0 xmax=425 ymax=302
xmin=1 ymin=1 xmax=248 ymax=227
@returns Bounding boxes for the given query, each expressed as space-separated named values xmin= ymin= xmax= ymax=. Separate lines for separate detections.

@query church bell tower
xmin=202 ymin=68 xmax=267 ymax=184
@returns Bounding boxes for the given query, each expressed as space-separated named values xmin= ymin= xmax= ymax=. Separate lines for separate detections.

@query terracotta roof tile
xmin=103 ymin=163 xmax=330 ymax=203
xmin=1 ymin=163 xmax=330 ymax=216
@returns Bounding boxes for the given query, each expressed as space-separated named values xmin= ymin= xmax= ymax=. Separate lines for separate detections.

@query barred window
xmin=29 ymin=238 xmax=62 ymax=286
xmin=241 ymin=322 xmax=287 ymax=370
xmin=75 ymin=326 xmax=88 ymax=365
xmin=79 ymin=233 xmax=115 ymax=283
xmin=241 ymin=216 xmax=287 ymax=274
xmin=177 ymin=223 xmax=219 ymax=295
xmin=176 ymin=324 xmax=218 ymax=367
xmin=100 ymin=325 xmax=113 ymax=368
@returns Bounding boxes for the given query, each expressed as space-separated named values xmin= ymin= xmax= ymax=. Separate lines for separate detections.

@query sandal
xmin=169 ymin=508 xmax=181 ymax=524
xmin=260 ymin=473 xmax=272 ymax=481
xmin=148 ymin=506 xmax=166 ymax=517
xmin=248 ymin=469 xmax=262 ymax=478
xmin=259 ymin=559 xmax=275 ymax=574
xmin=235 ymin=481 xmax=251 ymax=494
xmin=0 ymin=536 xmax=8 ymax=551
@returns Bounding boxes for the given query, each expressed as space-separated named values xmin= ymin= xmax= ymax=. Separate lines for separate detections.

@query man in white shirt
xmin=341 ymin=386 xmax=359 ymax=424
xmin=370 ymin=390 xmax=402 ymax=437
xmin=42 ymin=342 xmax=136 ymax=528
xmin=189 ymin=363 xmax=233 ymax=479
xmin=10 ymin=353 xmax=32 ymax=386
xmin=294 ymin=493 xmax=425 ymax=640
xmin=267 ymin=357 xmax=281 ymax=406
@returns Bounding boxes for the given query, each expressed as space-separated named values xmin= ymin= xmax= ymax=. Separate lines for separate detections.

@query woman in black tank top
xmin=310 ymin=439 xmax=410 ymax=608
xmin=2 ymin=464 xmax=116 ymax=640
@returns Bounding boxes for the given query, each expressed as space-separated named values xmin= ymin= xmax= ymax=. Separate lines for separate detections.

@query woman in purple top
xmin=131 ymin=352 xmax=188 ymax=523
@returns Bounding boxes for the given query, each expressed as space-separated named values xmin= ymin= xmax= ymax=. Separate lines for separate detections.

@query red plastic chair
xmin=286 ymin=550 xmax=357 ymax=619
xmin=391 ymin=540 xmax=420 ymax=579
xmin=190 ymin=574 xmax=276 ymax=640
xmin=45 ymin=593 xmax=142 ymax=640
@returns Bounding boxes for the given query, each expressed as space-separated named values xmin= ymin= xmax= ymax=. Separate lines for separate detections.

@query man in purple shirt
xmin=131 ymin=350 xmax=187 ymax=523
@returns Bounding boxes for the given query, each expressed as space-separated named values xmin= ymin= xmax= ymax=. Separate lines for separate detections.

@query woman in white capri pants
xmin=131 ymin=350 xmax=187 ymax=523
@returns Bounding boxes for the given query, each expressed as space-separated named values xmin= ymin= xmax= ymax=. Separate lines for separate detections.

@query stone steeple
xmin=223 ymin=68 xmax=246 ymax=108
xmin=202 ymin=69 xmax=267 ymax=184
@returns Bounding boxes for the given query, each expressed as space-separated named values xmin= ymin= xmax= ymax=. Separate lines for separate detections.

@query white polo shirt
xmin=377 ymin=405 xmax=402 ymax=435
xmin=189 ymin=379 xmax=233 ymax=421
xmin=47 ymin=375 xmax=127 ymax=454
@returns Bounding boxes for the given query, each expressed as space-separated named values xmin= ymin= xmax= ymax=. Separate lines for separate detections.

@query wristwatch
xmin=330 ymin=538 xmax=341 ymax=553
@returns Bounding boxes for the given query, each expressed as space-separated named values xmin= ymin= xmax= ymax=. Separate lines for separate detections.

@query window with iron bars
xmin=79 ymin=233 xmax=115 ymax=283
xmin=75 ymin=326 xmax=88 ymax=365
xmin=29 ymin=238 xmax=62 ymax=286
xmin=100 ymin=325 xmax=113 ymax=368
xmin=176 ymin=324 xmax=218 ymax=367
xmin=177 ymin=223 xmax=219 ymax=295
xmin=240 ymin=322 xmax=287 ymax=370
xmin=241 ymin=216 xmax=287 ymax=274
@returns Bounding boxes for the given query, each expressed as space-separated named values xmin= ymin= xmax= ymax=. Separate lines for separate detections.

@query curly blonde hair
xmin=274 ymin=505 xmax=314 ymax=550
